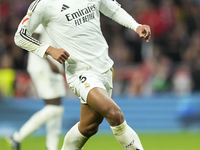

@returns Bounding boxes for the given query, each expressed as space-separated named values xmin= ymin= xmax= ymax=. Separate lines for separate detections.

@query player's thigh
xmin=87 ymin=87 xmax=122 ymax=121
xmin=79 ymin=87 xmax=119 ymax=134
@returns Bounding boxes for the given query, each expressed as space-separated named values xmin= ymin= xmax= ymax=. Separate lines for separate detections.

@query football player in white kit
xmin=14 ymin=0 xmax=151 ymax=149
xmin=6 ymin=25 xmax=66 ymax=150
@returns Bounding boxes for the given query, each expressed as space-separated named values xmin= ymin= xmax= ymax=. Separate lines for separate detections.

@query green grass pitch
xmin=1 ymin=132 xmax=200 ymax=150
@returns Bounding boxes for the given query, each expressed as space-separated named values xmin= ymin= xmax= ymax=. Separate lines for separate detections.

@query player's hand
xmin=136 ymin=25 xmax=151 ymax=42
xmin=45 ymin=46 xmax=70 ymax=64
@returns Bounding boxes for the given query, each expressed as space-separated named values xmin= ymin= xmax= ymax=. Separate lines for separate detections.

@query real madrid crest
xmin=84 ymin=82 xmax=90 ymax=89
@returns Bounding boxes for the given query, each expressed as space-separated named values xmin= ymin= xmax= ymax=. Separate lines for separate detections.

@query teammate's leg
xmin=46 ymin=115 xmax=63 ymax=150
xmin=45 ymin=98 xmax=64 ymax=150
xmin=8 ymin=98 xmax=64 ymax=150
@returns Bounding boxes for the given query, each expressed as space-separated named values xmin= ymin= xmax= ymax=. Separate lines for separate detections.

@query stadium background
xmin=0 ymin=0 xmax=200 ymax=149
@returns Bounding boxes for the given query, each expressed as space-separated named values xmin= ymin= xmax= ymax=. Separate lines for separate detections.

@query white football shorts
xmin=27 ymin=53 xmax=66 ymax=99
xmin=67 ymin=67 xmax=113 ymax=104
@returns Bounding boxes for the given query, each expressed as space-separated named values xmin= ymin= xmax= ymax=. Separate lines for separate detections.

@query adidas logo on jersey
xmin=61 ymin=4 xmax=69 ymax=12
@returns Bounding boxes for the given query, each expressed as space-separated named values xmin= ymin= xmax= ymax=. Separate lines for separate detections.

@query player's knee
xmin=105 ymin=107 xmax=125 ymax=126
xmin=82 ymin=122 xmax=100 ymax=137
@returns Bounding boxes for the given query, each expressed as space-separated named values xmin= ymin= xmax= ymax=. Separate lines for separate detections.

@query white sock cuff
xmin=74 ymin=122 xmax=87 ymax=139
xmin=61 ymin=122 xmax=89 ymax=150
xmin=110 ymin=120 xmax=127 ymax=136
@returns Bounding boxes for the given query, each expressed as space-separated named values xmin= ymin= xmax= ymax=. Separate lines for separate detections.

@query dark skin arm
xmin=45 ymin=46 xmax=70 ymax=64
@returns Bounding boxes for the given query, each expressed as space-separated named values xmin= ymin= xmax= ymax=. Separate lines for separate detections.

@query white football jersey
xmin=15 ymin=0 xmax=140 ymax=74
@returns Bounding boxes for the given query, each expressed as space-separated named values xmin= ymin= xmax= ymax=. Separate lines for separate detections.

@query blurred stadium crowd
xmin=0 ymin=0 xmax=200 ymax=98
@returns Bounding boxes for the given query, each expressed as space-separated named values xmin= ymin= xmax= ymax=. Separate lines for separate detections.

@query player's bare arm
xmin=45 ymin=46 xmax=70 ymax=64
xmin=136 ymin=25 xmax=151 ymax=42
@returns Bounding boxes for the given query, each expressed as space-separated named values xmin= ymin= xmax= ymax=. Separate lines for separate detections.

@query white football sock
xmin=111 ymin=121 xmax=144 ymax=150
xmin=46 ymin=107 xmax=64 ymax=150
xmin=13 ymin=105 xmax=64 ymax=143
xmin=61 ymin=122 xmax=89 ymax=150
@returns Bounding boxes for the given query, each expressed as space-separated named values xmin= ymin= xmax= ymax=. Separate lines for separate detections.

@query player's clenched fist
xmin=46 ymin=46 xmax=70 ymax=64
xmin=136 ymin=25 xmax=151 ymax=42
